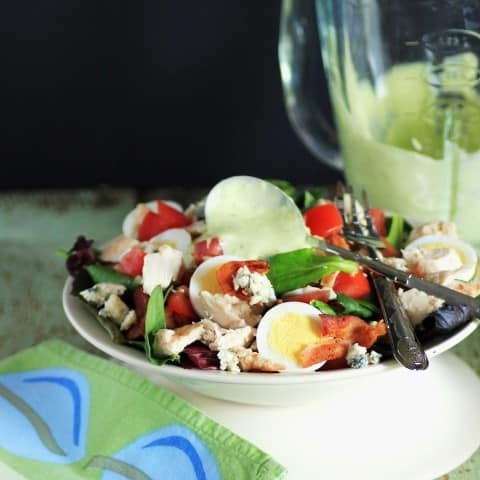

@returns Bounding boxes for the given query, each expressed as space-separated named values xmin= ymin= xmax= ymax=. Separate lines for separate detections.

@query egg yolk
xmin=200 ymin=266 xmax=224 ymax=294
xmin=150 ymin=240 xmax=176 ymax=249
xmin=268 ymin=313 xmax=322 ymax=364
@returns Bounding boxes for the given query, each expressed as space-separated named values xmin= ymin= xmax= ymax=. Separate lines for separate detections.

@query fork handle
xmin=372 ymin=275 xmax=429 ymax=370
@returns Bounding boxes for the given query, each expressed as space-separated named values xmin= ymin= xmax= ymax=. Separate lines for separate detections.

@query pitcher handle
xmin=278 ymin=0 xmax=342 ymax=170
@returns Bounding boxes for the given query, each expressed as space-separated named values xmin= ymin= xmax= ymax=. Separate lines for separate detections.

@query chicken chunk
xmin=200 ymin=319 xmax=255 ymax=351
xmin=99 ymin=235 xmax=139 ymax=263
xmin=199 ymin=291 xmax=261 ymax=328
xmin=445 ymin=279 xmax=480 ymax=298
xmin=397 ymin=288 xmax=444 ymax=326
xmin=153 ymin=323 xmax=204 ymax=356
xmin=142 ymin=245 xmax=183 ymax=294
xmin=230 ymin=347 xmax=286 ymax=373
xmin=382 ymin=257 xmax=408 ymax=272
xmin=407 ymin=221 xmax=458 ymax=244
xmin=403 ymin=247 xmax=462 ymax=278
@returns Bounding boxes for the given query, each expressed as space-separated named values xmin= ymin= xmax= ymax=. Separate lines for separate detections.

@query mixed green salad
xmin=61 ymin=176 xmax=480 ymax=373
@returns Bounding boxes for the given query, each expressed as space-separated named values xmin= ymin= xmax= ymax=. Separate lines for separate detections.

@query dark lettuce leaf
xmin=180 ymin=342 xmax=219 ymax=370
xmin=66 ymin=236 xmax=97 ymax=277
xmin=424 ymin=304 xmax=475 ymax=332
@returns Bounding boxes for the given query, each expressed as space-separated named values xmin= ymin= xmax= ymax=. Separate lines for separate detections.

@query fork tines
xmin=334 ymin=182 xmax=385 ymax=252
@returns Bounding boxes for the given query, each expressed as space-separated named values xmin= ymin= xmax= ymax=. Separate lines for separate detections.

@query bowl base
xmin=128 ymin=353 xmax=480 ymax=480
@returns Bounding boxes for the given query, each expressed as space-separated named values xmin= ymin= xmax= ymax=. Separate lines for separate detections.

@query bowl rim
xmin=63 ymin=277 xmax=479 ymax=385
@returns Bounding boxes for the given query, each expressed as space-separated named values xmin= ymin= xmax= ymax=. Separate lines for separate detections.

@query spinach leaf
xmin=266 ymin=248 xmax=358 ymax=295
xmin=334 ymin=294 xmax=380 ymax=318
xmin=144 ymin=285 xmax=179 ymax=365
xmin=56 ymin=249 xmax=69 ymax=259
xmin=302 ymin=187 xmax=324 ymax=211
xmin=310 ymin=299 xmax=337 ymax=315
xmin=267 ymin=179 xmax=297 ymax=200
xmin=85 ymin=264 xmax=139 ymax=290
xmin=386 ymin=213 xmax=405 ymax=249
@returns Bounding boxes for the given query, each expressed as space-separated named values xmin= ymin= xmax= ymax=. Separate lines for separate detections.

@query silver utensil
xmin=308 ymin=230 xmax=480 ymax=318
xmin=334 ymin=185 xmax=428 ymax=369
xmin=334 ymin=185 xmax=428 ymax=370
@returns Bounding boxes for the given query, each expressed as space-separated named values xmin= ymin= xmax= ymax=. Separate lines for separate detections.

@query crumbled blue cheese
xmin=232 ymin=266 xmax=276 ymax=306
xmin=367 ymin=350 xmax=382 ymax=365
xmin=99 ymin=294 xmax=129 ymax=325
xmin=218 ymin=349 xmax=240 ymax=373
xmin=120 ymin=310 xmax=137 ymax=331
xmin=79 ymin=283 xmax=126 ymax=307
xmin=346 ymin=343 xmax=382 ymax=369
xmin=346 ymin=343 xmax=368 ymax=369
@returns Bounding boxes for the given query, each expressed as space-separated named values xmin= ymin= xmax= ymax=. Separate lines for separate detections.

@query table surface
xmin=1 ymin=188 xmax=479 ymax=480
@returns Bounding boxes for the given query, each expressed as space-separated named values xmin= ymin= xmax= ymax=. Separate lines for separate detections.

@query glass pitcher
xmin=279 ymin=0 xmax=480 ymax=246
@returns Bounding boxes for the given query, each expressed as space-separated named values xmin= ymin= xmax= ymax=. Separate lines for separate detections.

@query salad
xmin=61 ymin=176 xmax=480 ymax=373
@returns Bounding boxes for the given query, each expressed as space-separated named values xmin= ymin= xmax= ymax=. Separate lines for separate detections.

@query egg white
xmin=405 ymin=233 xmax=478 ymax=281
xmin=149 ymin=228 xmax=191 ymax=255
xmin=189 ymin=255 xmax=243 ymax=317
xmin=256 ymin=302 xmax=326 ymax=372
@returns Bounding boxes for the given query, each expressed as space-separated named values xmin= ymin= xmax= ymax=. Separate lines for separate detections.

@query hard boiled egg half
xmin=189 ymin=255 xmax=242 ymax=317
xmin=405 ymin=233 xmax=478 ymax=281
xmin=148 ymin=228 xmax=191 ymax=255
xmin=256 ymin=302 xmax=326 ymax=372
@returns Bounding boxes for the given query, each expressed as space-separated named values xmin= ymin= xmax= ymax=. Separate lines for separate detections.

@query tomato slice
xmin=369 ymin=208 xmax=387 ymax=237
xmin=137 ymin=201 xmax=191 ymax=241
xmin=165 ymin=286 xmax=199 ymax=328
xmin=303 ymin=203 xmax=343 ymax=238
xmin=333 ymin=270 xmax=371 ymax=299
xmin=116 ymin=246 xmax=146 ymax=277
xmin=380 ymin=236 xmax=400 ymax=257
xmin=192 ymin=237 xmax=224 ymax=265
xmin=216 ymin=260 xmax=270 ymax=298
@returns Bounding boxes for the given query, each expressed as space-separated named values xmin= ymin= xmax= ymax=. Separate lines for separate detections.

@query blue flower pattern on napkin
xmin=0 ymin=368 xmax=90 ymax=464
xmin=0 ymin=368 xmax=220 ymax=479
xmin=95 ymin=425 xmax=220 ymax=480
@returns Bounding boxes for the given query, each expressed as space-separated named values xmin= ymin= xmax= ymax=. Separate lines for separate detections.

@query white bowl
xmin=63 ymin=277 xmax=478 ymax=406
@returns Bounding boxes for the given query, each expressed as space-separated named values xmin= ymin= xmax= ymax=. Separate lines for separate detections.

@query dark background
xmin=0 ymin=1 xmax=339 ymax=189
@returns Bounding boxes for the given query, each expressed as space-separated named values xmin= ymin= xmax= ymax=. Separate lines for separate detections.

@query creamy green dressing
xmin=330 ymin=56 xmax=480 ymax=246
xmin=204 ymin=176 xmax=310 ymax=259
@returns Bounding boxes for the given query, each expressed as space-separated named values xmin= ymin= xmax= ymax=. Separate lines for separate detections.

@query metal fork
xmin=335 ymin=184 xmax=429 ymax=370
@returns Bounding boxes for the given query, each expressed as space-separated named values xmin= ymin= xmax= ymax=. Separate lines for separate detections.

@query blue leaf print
xmin=0 ymin=368 xmax=90 ymax=464
xmin=90 ymin=424 xmax=220 ymax=480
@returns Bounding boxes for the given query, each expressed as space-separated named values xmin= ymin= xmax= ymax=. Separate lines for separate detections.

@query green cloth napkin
xmin=0 ymin=340 xmax=286 ymax=480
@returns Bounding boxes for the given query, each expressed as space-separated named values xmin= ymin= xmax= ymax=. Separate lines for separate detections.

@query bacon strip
xmin=298 ymin=314 xmax=387 ymax=368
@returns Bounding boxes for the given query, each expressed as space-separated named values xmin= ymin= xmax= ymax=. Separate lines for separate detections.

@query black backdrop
xmin=0 ymin=1 xmax=339 ymax=189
